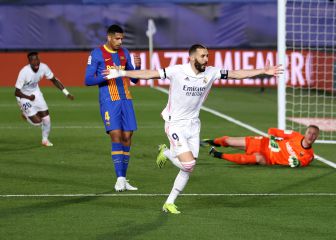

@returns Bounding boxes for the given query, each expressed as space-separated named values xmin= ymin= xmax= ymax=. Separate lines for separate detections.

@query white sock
xmin=163 ymin=149 xmax=184 ymax=170
xmin=166 ymin=170 xmax=190 ymax=204
xmin=41 ymin=115 xmax=51 ymax=141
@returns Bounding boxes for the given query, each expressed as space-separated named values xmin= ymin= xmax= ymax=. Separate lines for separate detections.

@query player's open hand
xmin=264 ymin=59 xmax=284 ymax=77
xmin=133 ymin=54 xmax=141 ymax=68
xmin=67 ymin=94 xmax=74 ymax=100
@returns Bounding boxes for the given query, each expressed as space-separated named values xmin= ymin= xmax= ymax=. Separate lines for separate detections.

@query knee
xmin=109 ymin=131 xmax=122 ymax=142
xmin=42 ymin=115 xmax=50 ymax=122
xmin=31 ymin=121 xmax=42 ymax=126
xmin=27 ymin=117 xmax=42 ymax=126
xmin=121 ymin=136 xmax=132 ymax=145
xmin=121 ymin=133 xmax=133 ymax=145
xmin=110 ymin=136 xmax=121 ymax=143
xmin=181 ymin=160 xmax=196 ymax=172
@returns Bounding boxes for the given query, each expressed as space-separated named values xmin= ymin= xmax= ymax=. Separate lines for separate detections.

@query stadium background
xmin=1 ymin=0 xmax=335 ymax=239
xmin=1 ymin=0 xmax=334 ymax=90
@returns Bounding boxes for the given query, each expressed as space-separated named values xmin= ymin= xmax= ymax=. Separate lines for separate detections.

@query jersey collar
xmin=184 ymin=63 xmax=206 ymax=79
xmin=103 ymin=44 xmax=117 ymax=53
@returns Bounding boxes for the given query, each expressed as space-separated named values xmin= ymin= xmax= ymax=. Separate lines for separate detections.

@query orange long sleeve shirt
xmin=266 ymin=128 xmax=315 ymax=167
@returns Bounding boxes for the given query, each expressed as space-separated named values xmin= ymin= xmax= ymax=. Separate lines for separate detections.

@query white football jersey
xmin=15 ymin=63 xmax=54 ymax=95
xmin=158 ymin=63 xmax=222 ymax=122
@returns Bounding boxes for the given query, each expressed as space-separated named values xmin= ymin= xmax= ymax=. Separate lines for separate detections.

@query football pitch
xmin=0 ymin=86 xmax=335 ymax=240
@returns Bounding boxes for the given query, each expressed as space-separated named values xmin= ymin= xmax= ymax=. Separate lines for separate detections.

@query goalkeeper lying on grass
xmin=202 ymin=125 xmax=319 ymax=167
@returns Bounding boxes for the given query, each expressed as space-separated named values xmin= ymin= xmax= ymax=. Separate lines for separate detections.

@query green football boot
xmin=156 ymin=144 xmax=168 ymax=168
xmin=162 ymin=203 xmax=181 ymax=214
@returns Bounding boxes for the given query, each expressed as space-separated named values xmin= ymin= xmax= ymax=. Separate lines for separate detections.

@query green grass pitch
xmin=0 ymin=87 xmax=335 ymax=240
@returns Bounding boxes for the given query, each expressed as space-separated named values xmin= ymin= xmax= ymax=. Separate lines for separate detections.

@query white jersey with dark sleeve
xmin=15 ymin=63 xmax=54 ymax=95
xmin=158 ymin=63 xmax=227 ymax=122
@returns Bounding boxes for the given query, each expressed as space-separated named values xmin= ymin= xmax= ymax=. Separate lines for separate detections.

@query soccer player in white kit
xmin=15 ymin=52 xmax=74 ymax=146
xmin=103 ymin=44 xmax=283 ymax=214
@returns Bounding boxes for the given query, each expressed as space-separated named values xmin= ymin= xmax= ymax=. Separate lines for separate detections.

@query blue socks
xmin=111 ymin=143 xmax=131 ymax=178
xmin=111 ymin=142 xmax=124 ymax=177
xmin=122 ymin=145 xmax=130 ymax=177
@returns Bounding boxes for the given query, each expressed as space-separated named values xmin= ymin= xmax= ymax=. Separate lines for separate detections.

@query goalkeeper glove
xmin=288 ymin=156 xmax=300 ymax=168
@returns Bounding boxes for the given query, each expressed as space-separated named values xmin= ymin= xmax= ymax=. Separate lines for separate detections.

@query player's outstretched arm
xmin=50 ymin=77 xmax=74 ymax=100
xmin=228 ymin=60 xmax=283 ymax=79
xmin=102 ymin=69 xmax=160 ymax=80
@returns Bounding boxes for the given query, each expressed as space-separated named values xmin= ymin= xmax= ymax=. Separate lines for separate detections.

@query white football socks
xmin=166 ymin=170 xmax=190 ymax=204
xmin=41 ymin=115 xmax=51 ymax=141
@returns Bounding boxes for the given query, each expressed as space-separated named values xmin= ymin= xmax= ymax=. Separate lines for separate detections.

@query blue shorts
xmin=100 ymin=99 xmax=137 ymax=133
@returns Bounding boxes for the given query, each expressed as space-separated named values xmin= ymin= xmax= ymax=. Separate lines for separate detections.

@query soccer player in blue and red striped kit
xmin=85 ymin=24 xmax=141 ymax=191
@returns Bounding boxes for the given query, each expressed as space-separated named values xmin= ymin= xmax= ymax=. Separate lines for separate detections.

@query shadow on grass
xmin=0 ymin=193 xmax=105 ymax=219
xmin=0 ymin=143 xmax=41 ymax=153
xmin=96 ymin=214 xmax=168 ymax=240
xmin=0 ymin=171 xmax=108 ymax=189
xmin=0 ymin=158 xmax=108 ymax=174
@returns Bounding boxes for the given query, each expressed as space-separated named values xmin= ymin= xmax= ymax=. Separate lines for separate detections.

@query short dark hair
xmin=27 ymin=52 xmax=38 ymax=59
xmin=308 ymin=125 xmax=320 ymax=131
xmin=107 ymin=24 xmax=124 ymax=35
xmin=188 ymin=44 xmax=207 ymax=56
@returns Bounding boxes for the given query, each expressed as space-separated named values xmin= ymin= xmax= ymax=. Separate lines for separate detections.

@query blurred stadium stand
xmin=0 ymin=0 xmax=278 ymax=50
xmin=1 ymin=0 xmax=333 ymax=90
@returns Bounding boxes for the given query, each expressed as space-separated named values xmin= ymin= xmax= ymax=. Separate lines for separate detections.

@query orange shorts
xmin=245 ymin=136 xmax=271 ymax=164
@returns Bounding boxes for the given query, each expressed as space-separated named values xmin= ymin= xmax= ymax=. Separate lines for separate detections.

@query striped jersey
xmin=85 ymin=45 xmax=139 ymax=102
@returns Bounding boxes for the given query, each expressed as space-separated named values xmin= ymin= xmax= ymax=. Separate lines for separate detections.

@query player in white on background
xmin=103 ymin=44 xmax=283 ymax=214
xmin=14 ymin=52 xmax=74 ymax=146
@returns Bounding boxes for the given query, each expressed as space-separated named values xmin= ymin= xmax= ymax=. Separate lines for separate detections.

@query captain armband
xmin=163 ymin=68 xmax=167 ymax=79
xmin=220 ymin=69 xmax=228 ymax=79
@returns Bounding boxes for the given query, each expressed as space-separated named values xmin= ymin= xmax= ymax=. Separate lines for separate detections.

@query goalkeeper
xmin=203 ymin=125 xmax=319 ymax=167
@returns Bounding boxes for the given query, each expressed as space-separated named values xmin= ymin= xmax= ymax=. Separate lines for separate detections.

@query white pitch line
xmin=154 ymin=87 xmax=336 ymax=169
xmin=1 ymin=193 xmax=336 ymax=198
xmin=315 ymin=155 xmax=336 ymax=168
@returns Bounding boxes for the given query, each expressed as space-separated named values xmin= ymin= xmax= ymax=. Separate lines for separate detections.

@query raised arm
xmin=103 ymin=69 xmax=161 ymax=80
xmin=228 ymin=60 xmax=283 ymax=79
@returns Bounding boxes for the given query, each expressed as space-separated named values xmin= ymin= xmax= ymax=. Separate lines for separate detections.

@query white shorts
xmin=17 ymin=91 xmax=48 ymax=117
xmin=164 ymin=118 xmax=201 ymax=159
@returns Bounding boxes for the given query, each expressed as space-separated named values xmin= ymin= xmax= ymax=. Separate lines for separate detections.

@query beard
xmin=194 ymin=59 xmax=206 ymax=72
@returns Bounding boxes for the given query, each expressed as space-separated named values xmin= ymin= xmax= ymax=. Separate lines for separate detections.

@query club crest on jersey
xmin=203 ymin=77 xmax=208 ymax=84
xmin=300 ymin=152 xmax=304 ymax=157
xmin=120 ymin=56 xmax=125 ymax=60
